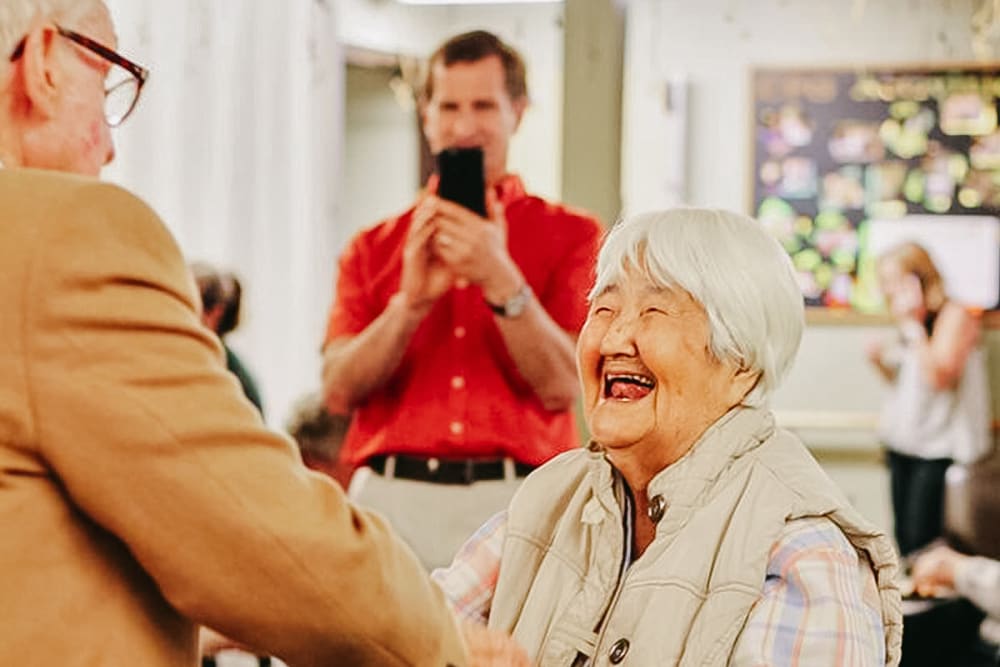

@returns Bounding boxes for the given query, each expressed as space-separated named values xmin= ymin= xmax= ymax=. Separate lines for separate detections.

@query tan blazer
xmin=0 ymin=168 xmax=466 ymax=667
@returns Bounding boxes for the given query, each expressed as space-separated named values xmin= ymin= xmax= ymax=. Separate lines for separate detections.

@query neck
xmin=606 ymin=438 xmax=693 ymax=496
xmin=0 ymin=110 xmax=23 ymax=168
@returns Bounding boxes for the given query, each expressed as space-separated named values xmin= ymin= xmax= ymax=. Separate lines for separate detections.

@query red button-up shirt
xmin=325 ymin=175 xmax=603 ymax=467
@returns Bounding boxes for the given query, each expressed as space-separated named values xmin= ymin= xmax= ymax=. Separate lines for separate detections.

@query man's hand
xmin=429 ymin=192 xmax=525 ymax=305
xmin=911 ymin=545 xmax=966 ymax=597
xmin=399 ymin=199 xmax=458 ymax=316
xmin=463 ymin=622 xmax=531 ymax=666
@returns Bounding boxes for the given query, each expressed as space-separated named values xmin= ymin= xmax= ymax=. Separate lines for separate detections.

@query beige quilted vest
xmin=488 ymin=407 xmax=902 ymax=666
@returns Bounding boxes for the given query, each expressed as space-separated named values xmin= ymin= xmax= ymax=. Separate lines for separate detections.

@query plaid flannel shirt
xmin=433 ymin=513 xmax=886 ymax=665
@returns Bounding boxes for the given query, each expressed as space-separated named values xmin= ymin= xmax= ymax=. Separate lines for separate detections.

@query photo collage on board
xmin=752 ymin=67 xmax=1000 ymax=310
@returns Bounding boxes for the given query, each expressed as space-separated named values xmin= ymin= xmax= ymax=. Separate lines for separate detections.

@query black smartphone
xmin=436 ymin=147 xmax=487 ymax=217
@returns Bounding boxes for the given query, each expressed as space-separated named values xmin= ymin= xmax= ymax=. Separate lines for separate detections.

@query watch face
xmin=505 ymin=285 xmax=531 ymax=317
xmin=489 ymin=285 xmax=531 ymax=317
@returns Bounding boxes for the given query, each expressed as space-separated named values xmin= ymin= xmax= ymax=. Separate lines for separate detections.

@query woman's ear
xmin=19 ymin=23 xmax=62 ymax=120
xmin=729 ymin=363 xmax=761 ymax=404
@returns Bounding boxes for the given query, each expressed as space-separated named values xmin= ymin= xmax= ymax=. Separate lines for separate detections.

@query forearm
xmin=493 ymin=298 xmax=578 ymax=411
xmin=869 ymin=356 xmax=898 ymax=383
xmin=322 ymin=293 xmax=427 ymax=413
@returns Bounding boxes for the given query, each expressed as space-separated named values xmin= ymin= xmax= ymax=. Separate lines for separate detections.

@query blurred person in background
xmin=192 ymin=262 xmax=264 ymax=415
xmin=322 ymin=30 xmax=603 ymax=569
xmin=0 ymin=0 xmax=526 ymax=664
xmin=867 ymin=242 xmax=991 ymax=559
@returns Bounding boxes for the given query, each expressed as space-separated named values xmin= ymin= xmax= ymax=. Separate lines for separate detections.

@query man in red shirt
xmin=322 ymin=30 xmax=603 ymax=569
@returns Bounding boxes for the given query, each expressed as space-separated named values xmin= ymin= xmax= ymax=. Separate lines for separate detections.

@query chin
xmin=588 ymin=416 xmax=649 ymax=451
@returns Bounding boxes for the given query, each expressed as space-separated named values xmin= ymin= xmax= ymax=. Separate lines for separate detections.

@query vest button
xmin=647 ymin=494 xmax=666 ymax=523
xmin=608 ymin=638 xmax=630 ymax=664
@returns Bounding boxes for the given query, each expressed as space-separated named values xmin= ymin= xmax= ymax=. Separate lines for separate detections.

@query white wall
xmin=621 ymin=0 xmax=978 ymax=214
xmin=104 ymin=0 xmax=343 ymax=429
xmin=343 ymin=64 xmax=421 ymax=234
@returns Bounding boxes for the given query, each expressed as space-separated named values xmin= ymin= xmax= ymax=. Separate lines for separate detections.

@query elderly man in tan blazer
xmin=0 ymin=1 xmax=530 ymax=665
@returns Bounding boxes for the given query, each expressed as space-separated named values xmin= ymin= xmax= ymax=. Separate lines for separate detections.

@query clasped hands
xmin=399 ymin=191 xmax=524 ymax=316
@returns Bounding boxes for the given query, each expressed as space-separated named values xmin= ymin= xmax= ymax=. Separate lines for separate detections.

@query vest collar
xmin=587 ymin=406 xmax=776 ymax=536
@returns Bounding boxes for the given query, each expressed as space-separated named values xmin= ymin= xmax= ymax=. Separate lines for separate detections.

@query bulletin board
xmin=750 ymin=64 xmax=1000 ymax=312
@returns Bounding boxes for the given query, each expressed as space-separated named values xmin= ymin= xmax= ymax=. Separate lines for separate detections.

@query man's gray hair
xmin=0 ymin=0 xmax=101 ymax=62
xmin=590 ymin=208 xmax=805 ymax=407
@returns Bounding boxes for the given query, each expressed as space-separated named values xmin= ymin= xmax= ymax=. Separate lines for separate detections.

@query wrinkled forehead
xmin=590 ymin=243 xmax=681 ymax=302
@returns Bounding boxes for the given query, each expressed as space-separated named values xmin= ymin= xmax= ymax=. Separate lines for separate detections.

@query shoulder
xmin=521 ymin=448 xmax=592 ymax=486
xmin=935 ymin=301 xmax=982 ymax=340
xmin=750 ymin=429 xmax=851 ymax=511
xmin=507 ymin=449 xmax=594 ymax=519
xmin=338 ymin=207 xmax=416 ymax=272
xmin=508 ymin=194 xmax=603 ymax=239
xmin=7 ymin=171 xmax=181 ymax=269
xmin=3 ymin=168 xmax=159 ymax=225
xmin=348 ymin=207 xmax=416 ymax=251
xmin=8 ymin=172 xmax=199 ymax=314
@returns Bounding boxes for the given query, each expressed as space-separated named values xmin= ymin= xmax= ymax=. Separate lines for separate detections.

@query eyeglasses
xmin=9 ymin=25 xmax=149 ymax=127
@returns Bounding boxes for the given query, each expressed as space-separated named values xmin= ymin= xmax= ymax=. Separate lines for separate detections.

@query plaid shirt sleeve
xmin=732 ymin=516 xmax=887 ymax=666
xmin=431 ymin=510 xmax=508 ymax=625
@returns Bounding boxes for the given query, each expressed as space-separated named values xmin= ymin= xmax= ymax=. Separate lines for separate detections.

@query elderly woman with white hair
xmin=434 ymin=208 xmax=903 ymax=666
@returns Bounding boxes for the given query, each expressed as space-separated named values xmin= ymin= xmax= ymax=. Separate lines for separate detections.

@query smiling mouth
xmin=603 ymin=372 xmax=656 ymax=401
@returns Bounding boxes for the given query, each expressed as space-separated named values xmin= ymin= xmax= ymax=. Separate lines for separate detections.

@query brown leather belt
xmin=366 ymin=454 xmax=535 ymax=485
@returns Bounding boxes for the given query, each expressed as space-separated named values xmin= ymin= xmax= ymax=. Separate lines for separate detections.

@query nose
xmin=599 ymin=312 xmax=638 ymax=357
xmin=452 ymin=109 xmax=477 ymax=143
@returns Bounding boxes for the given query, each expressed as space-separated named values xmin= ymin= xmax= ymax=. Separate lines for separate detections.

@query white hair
xmin=591 ymin=208 xmax=805 ymax=407
xmin=0 ymin=0 xmax=102 ymax=62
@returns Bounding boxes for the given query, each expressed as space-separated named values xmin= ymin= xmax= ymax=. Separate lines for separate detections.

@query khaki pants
xmin=348 ymin=464 xmax=523 ymax=570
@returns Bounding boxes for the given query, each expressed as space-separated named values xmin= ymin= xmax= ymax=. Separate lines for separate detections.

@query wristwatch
xmin=486 ymin=284 xmax=532 ymax=318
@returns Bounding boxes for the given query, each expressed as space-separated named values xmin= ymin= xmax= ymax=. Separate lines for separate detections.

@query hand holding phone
xmin=436 ymin=147 xmax=487 ymax=217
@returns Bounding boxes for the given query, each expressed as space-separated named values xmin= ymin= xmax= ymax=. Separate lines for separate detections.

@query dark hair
xmin=423 ymin=30 xmax=527 ymax=103
xmin=191 ymin=262 xmax=243 ymax=336
xmin=285 ymin=393 xmax=350 ymax=464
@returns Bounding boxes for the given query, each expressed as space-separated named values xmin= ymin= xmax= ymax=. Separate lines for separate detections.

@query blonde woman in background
xmin=867 ymin=242 xmax=991 ymax=559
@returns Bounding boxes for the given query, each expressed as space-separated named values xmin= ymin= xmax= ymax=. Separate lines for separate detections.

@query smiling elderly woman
xmin=434 ymin=208 xmax=902 ymax=666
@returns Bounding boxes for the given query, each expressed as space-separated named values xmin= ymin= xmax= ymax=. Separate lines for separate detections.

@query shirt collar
xmin=425 ymin=172 xmax=526 ymax=209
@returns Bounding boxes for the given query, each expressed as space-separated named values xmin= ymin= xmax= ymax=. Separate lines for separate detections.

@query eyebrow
xmin=593 ymin=284 xmax=619 ymax=299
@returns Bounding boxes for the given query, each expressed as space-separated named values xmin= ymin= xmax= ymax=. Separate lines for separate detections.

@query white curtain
xmin=102 ymin=0 xmax=344 ymax=428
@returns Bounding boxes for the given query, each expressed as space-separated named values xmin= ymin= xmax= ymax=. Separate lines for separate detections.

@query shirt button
xmin=450 ymin=421 xmax=464 ymax=436
xmin=455 ymin=278 xmax=469 ymax=289
xmin=451 ymin=376 xmax=466 ymax=390
xmin=454 ymin=326 xmax=466 ymax=339
xmin=647 ymin=494 xmax=666 ymax=523
xmin=608 ymin=638 xmax=630 ymax=664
